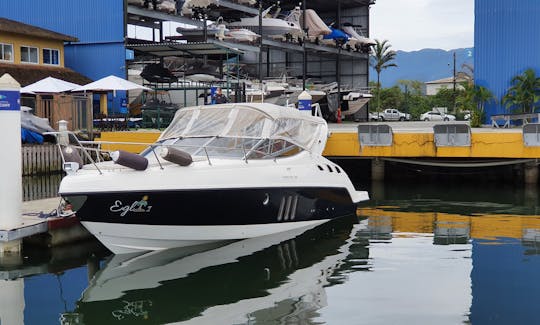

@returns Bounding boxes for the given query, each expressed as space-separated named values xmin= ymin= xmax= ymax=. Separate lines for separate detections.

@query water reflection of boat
xmin=73 ymin=217 xmax=359 ymax=324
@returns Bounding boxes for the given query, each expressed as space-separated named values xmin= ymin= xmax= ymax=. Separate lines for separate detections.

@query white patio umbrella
xmin=20 ymin=76 xmax=81 ymax=94
xmin=71 ymin=75 xmax=152 ymax=116
xmin=71 ymin=75 xmax=152 ymax=94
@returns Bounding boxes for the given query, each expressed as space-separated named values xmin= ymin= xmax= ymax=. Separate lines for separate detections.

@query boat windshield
xmin=142 ymin=136 xmax=301 ymax=160
xmin=157 ymin=105 xmax=323 ymax=151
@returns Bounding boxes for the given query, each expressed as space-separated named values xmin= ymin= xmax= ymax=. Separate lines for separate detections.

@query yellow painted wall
xmin=324 ymin=131 xmax=540 ymax=158
xmin=96 ymin=131 xmax=160 ymax=153
xmin=0 ymin=32 xmax=66 ymax=66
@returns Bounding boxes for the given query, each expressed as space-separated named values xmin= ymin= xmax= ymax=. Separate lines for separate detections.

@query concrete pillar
xmin=371 ymin=158 xmax=385 ymax=181
xmin=524 ymin=161 xmax=538 ymax=185
xmin=371 ymin=180 xmax=385 ymax=202
xmin=0 ymin=74 xmax=22 ymax=253
xmin=99 ymin=93 xmax=108 ymax=116
xmin=0 ymin=279 xmax=25 ymax=325
xmin=524 ymin=184 xmax=538 ymax=210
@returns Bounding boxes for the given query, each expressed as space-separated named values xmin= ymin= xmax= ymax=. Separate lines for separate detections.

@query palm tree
xmin=370 ymin=39 xmax=397 ymax=110
xmin=502 ymin=68 xmax=540 ymax=113
xmin=474 ymin=85 xmax=495 ymax=113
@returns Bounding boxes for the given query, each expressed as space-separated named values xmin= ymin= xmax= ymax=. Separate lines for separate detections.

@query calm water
xmin=10 ymin=180 xmax=540 ymax=324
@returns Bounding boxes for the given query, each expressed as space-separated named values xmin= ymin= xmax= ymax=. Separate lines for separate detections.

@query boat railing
xmin=44 ymin=131 xmax=105 ymax=175
xmin=46 ymin=131 xmax=297 ymax=173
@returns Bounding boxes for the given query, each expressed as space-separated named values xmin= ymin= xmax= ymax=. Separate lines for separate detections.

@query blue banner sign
xmin=0 ymin=90 xmax=20 ymax=111
xmin=298 ymin=99 xmax=312 ymax=111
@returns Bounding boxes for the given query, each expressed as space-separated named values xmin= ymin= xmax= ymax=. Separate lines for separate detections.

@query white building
xmin=424 ymin=76 xmax=469 ymax=96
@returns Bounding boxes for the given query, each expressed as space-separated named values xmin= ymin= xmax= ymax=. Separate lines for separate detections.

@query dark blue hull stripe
xmin=65 ymin=187 xmax=356 ymax=226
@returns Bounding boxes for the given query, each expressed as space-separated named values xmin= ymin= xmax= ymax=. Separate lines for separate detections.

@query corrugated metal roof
xmin=475 ymin=0 xmax=540 ymax=121
xmin=0 ymin=17 xmax=78 ymax=42
xmin=128 ymin=41 xmax=244 ymax=58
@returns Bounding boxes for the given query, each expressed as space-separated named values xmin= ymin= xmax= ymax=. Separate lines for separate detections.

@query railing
xmin=491 ymin=113 xmax=540 ymax=128
xmin=21 ymin=144 xmax=63 ymax=175
xmin=46 ymin=131 xmax=303 ymax=175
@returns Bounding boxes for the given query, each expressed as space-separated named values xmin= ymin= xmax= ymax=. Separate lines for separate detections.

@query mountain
xmin=370 ymin=48 xmax=474 ymax=88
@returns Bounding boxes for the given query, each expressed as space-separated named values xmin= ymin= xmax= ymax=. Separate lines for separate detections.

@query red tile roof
xmin=0 ymin=17 xmax=78 ymax=42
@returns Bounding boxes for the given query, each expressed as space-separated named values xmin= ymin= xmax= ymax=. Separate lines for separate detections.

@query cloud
xmin=370 ymin=0 xmax=474 ymax=51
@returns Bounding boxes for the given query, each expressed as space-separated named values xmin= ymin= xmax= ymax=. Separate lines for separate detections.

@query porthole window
xmin=326 ymin=165 xmax=333 ymax=172
xmin=317 ymin=165 xmax=324 ymax=171
xmin=335 ymin=166 xmax=342 ymax=173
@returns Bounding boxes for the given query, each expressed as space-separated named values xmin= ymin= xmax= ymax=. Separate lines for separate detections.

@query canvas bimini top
xmin=158 ymin=103 xmax=327 ymax=154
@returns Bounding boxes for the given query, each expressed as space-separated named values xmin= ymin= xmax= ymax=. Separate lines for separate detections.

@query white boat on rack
xmin=55 ymin=103 xmax=369 ymax=254
xmin=228 ymin=6 xmax=303 ymax=39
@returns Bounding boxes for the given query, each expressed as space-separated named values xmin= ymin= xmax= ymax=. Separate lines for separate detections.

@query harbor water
xmin=12 ymin=177 xmax=540 ymax=324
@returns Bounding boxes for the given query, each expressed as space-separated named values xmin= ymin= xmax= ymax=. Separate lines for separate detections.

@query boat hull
xmin=66 ymin=187 xmax=357 ymax=254
xmin=82 ymin=220 xmax=328 ymax=254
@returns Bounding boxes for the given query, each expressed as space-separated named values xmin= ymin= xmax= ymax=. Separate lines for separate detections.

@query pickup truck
xmin=376 ymin=109 xmax=411 ymax=121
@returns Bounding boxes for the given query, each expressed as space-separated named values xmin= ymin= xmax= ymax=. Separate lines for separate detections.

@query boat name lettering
xmin=110 ymin=196 xmax=152 ymax=217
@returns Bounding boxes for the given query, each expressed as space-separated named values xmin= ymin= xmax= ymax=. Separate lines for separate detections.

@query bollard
xmin=58 ymin=120 xmax=69 ymax=146
xmin=298 ymin=90 xmax=312 ymax=115
xmin=0 ymin=74 xmax=22 ymax=247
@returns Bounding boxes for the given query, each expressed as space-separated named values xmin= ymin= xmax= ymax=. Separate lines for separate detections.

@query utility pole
xmin=452 ymin=51 xmax=456 ymax=113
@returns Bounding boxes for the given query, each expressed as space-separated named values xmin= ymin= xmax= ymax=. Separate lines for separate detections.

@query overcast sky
xmin=370 ymin=0 xmax=474 ymax=51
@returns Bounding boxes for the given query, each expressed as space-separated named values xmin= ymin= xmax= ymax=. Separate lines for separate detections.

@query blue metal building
xmin=475 ymin=0 xmax=540 ymax=123
xmin=0 ymin=0 xmax=127 ymax=112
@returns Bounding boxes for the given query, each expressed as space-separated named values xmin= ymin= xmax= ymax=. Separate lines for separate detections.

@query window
xmin=43 ymin=48 xmax=59 ymax=65
xmin=0 ymin=43 xmax=13 ymax=61
xmin=21 ymin=46 xmax=38 ymax=63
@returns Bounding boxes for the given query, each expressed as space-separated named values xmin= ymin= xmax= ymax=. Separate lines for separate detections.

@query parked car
xmin=379 ymin=108 xmax=411 ymax=121
xmin=420 ymin=111 xmax=456 ymax=121
xmin=369 ymin=112 xmax=381 ymax=121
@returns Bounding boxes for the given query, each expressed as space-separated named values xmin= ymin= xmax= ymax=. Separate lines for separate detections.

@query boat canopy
xmin=159 ymin=103 xmax=326 ymax=151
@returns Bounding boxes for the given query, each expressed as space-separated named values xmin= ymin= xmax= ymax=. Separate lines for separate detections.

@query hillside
xmin=370 ymin=48 xmax=474 ymax=88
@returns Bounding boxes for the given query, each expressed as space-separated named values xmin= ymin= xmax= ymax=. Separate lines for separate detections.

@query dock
xmin=95 ymin=121 xmax=540 ymax=158
xmin=92 ymin=121 xmax=540 ymax=184
xmin=0 ymin=197 xmax=92 ymax=249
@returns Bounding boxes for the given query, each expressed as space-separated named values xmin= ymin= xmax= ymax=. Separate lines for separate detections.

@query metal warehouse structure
xmin=0 ymin=0 xmax=374 ymax=114
xmin=475 ymin=0 xmax=540 ymax=123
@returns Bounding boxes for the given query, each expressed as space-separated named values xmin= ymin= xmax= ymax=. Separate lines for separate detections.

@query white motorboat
xmin=228 ymin=6 xmax=303 ymax=39
xmin=226 ymin=28 xmax=260 ymax=43
xmin=57 ymin=103 xmax=368 ymax=254
xmin=180 ymin=0 xmax=217 ymax=16
xmin=72 ymin=217 xmax=362 ymax=324
xmin=342 ymin=23 xmax=376 ymax=52
xmin=293 ymin=8 xmax=331 ymax=43
xmin=341 ymin=91 xmax=374 ymax=116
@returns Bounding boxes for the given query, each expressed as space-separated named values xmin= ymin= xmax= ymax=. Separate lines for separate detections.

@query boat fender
xmin=160 ymin=147 xmax=193 ymax=166
xmin=62 ymin=145 xmax=84 ymax=167
xmin=110 ymin=150 xmax=148 ymax=171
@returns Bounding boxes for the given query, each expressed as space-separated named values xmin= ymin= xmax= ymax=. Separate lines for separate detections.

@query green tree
xmin=370 ymin=39 xmax=397 ymax=111
xmin=397 ymin=80 xmax=424 ymax=114
xmin=428 ymin=87 xmax=458 ymax=112
xmin=379 ymin=86 xmax=403 ymax=109
xmin=502 ymin=68 xmax=540 ymax=113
